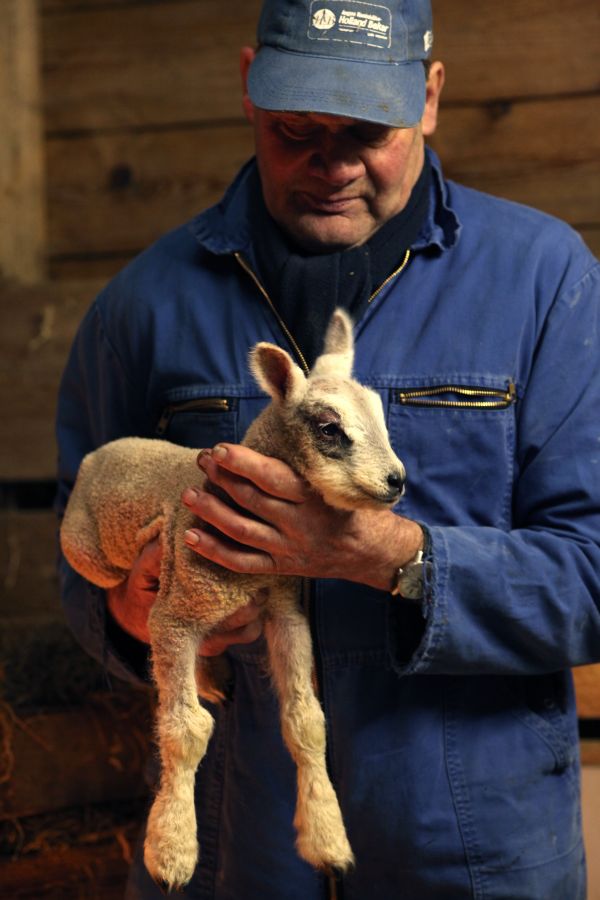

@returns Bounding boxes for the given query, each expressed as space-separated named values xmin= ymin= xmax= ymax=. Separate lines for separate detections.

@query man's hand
xmin=182 ymin=444 xmax=423 ymax=592
xmin=106 ymin=536 xmax=265 ymax=654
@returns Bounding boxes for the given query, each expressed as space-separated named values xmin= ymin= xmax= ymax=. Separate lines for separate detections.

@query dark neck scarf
xmin=251 ymin=154 xmax=431 ymax=367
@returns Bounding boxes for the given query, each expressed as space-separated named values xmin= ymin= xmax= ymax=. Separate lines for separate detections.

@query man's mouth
xmin=296 ymin=192 xmax=361 ymax=214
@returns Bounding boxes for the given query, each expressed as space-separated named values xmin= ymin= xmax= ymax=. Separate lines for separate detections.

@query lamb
xmin=60 ymin=308 xmax=406 ymax=892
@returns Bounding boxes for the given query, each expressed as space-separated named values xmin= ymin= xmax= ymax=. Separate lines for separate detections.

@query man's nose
xmin=307 ymin=134 xmax=365 ymax=184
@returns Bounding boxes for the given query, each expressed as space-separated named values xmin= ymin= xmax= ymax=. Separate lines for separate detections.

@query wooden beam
xmin=0 ymin=281 xmax=102 ymax=480
xmin=0 ymin=0 xmax=46 ymax=283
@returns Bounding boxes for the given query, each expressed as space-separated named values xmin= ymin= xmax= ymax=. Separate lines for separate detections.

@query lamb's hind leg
xmin=264 ymin=596 xmax=354 ymax=873
xmin=144 ymin=609 xmax=214 ymax=892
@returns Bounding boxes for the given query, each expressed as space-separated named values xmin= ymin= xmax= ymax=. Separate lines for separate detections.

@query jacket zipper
xmin=368 ymin=249 xmax=411 ymax=304
xmin=234 ymin=249 xmax=413 ymax=374
xmin=395 ymin=382 xmax=516 ymax=410
xmin=156 ymin=397 xmax=231 ymax=435
xmin=233 ymin=252 xmax=412 ymax=900
xmin=234 ymin=252 xmax=310 ymax=375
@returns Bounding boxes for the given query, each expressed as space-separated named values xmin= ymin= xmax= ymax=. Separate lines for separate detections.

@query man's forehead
xmin=263 ymin=109 xmax=393 ymax=131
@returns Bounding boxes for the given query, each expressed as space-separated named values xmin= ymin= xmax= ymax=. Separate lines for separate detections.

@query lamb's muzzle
xmin=60 ymin=308 xmax=405 ymax=891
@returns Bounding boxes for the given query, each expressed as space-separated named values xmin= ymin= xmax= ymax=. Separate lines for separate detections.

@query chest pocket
xmin=155 ymin=387 xmax=269 ymax=449
xmin=388 ymin=379 xmax=517 ymax=529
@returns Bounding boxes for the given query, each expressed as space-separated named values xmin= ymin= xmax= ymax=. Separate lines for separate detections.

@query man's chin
xmin=282 ymin=214 xmax=374 ymax=254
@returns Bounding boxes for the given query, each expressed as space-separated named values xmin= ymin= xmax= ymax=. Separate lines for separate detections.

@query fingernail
xmin=196 ymin=448 xmax=212 ymax=467
xmin=184 ymin=529 xmax=200 ymax=546
xmin=213 ymin=444 xmax=228 ymax=460
xmin=182 ymin=488 xmax=200 ymax=506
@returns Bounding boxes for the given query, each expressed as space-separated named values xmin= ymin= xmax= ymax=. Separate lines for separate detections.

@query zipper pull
xmin=156 ymin=407 xmax=172 ymax=435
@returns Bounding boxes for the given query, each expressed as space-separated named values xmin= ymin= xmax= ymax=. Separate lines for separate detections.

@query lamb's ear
xmin=250 ymin=343 xmax=307 ymax=404
xmin=311 ymin=308 xmax=354 ymax=378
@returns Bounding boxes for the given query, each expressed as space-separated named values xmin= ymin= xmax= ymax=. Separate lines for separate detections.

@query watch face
xmin=398 ymin=563 xmax=424 ymax=600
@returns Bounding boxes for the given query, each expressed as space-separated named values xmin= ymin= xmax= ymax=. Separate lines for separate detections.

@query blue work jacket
xmin=56 ymin=150 xmax=600 ymax=899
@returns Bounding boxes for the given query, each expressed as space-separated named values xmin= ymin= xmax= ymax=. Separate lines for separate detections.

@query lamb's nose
xmin=387 ymin=471 xmax=406 ymax=495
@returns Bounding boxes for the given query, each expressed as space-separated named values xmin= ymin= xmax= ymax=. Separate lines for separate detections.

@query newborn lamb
xmin=60 ymin=308 xmax=406 ymax=891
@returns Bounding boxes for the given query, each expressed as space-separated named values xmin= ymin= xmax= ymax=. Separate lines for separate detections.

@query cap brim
xmin=247 ymin=47 xmax=426 ymax=128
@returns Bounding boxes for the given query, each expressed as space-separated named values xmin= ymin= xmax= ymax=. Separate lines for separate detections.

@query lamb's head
xmin=249 ymin=309 xmax=406 ymax=511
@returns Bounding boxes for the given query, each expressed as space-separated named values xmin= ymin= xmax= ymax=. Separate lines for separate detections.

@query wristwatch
xmin=390 ymin=528 xmax=431 ymax=601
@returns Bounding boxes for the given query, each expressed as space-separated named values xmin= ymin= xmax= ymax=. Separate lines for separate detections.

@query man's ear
xmin=249 ymin=344 xmax=307 ymax=404
xmin=422 ymin=61 xmax=445 ymax=137
xmin=240 ymin=47 xmax=256 ymax=124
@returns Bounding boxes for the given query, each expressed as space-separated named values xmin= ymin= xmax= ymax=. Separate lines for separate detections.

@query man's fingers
xmin=200 ymin=597 xmax=268 ymax=656
xmin=198 ymin=444 xmax=309 ymax=502
xmin=199 ymin=618 xmax=264 ymax=657
xmin=182 ymin=486 xmax=281 ymax=551
xmin=183 ymin=525 xmax=278 ymax=574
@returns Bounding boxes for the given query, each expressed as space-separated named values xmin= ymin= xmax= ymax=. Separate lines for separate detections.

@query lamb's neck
xmin=242 ymin=405 xmax=301 ymax=471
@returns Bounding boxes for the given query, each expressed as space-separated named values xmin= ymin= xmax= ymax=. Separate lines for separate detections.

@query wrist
xmin=357 ymin=515 xmax=424 ymax=592
xmin=390 ymin=524 xmax=430 ymax=600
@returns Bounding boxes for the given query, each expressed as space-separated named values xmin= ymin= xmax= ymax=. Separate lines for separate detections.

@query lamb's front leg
xmin=264 ymin=594 xmax=354 ymax=874
xmin=145 ymin=608 xmax=214 ymax=892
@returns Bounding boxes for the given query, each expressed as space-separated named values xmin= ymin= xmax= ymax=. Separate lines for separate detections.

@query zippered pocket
xmin=156 ymin=396 xmax=238 ymax=447
xmin=387 ymin=379 xmax=517 ymax=527
xmin=394 ymin=382 xmax=516 ymax=410
xmin=157 ymin=398 xmax=233 ymax=435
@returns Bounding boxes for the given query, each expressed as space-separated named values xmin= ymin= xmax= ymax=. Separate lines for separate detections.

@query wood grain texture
xmin=0 ymin=0 xmax=46 ymax=282
xmin=0 ymin=692 xmax=152 ymax=819
xmin=41 ymin=0 xmax=600 ymax=132
xmin=45 ymin=95 xmax=599 ymax=259
xmin=0 ymin=281 xmax=101 ymax=479
xmin=574 ymin=665 xmax=600 ymax=719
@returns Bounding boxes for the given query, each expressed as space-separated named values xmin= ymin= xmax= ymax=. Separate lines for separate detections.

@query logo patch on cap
xmin=308 ymin=0 xmax=392 ymax=50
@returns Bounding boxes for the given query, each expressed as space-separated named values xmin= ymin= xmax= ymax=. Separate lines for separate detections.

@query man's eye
xmin=350 ymin=125 xmax=392 ymax=146
xmin=278 ymin=122 xmax=319 ymax=142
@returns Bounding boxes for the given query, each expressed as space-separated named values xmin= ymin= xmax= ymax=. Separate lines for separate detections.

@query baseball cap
xmin=247 ymin=0 xmax=433 ymax=127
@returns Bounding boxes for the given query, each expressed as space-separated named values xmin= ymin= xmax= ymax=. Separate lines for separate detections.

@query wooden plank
xmin=582 ymin=764 xmax=600 ymax=899
xmin=432 ymin=0 xmax=600 ymax=104
xmin=40 ymin=0 xmax=600 ymax=132
xmin=574 ymin=665 xmax=600 ymax=719
xmin=41 ymin=0 xmax=261 ymax=132
xmin=0 ymin=692 xmax=152 ymax=819
xmin=0 ymin=836 xmax=135 ymax=900
xmin=46 ymin=124 xmax=254 ymax=257
xmin=0 ymin=0 xmax=46 ymax=282
xmin=428 ymin=94 xmax=600 ymax=226
xmin=0 ymin=281 xmax=103 ymax=480
xmin=582 ymin=740 xmax=600 ymax=766
xmin=0 ymin=512 xmax=61 ymax=619
xmin=45 ymin=94 xmax=599 ymax=261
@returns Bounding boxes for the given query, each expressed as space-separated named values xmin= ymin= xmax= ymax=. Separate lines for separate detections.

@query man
xmin=56 ymin=0 xmax=600 ymax=897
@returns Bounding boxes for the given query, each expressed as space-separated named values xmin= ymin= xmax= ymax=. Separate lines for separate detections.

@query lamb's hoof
xmin=144 ymin=837 xmax=197 ymax=895
xmin=152 ymin=877 xmax=185 ymax=896
xmin=296 ymin=830 xmax=354 ymax=874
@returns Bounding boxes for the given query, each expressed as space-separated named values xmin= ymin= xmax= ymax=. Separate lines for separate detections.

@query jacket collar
xmin=189 ymin=147 xmax=461 ymax=257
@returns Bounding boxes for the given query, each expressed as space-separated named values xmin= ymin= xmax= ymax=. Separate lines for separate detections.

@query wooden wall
xmin=1 ymin=1 xmax=599 ymax=896
xmin=38 ymin=0 xmax=600 ymax=280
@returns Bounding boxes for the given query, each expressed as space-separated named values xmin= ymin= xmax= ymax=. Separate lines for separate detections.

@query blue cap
xmin=248 ymin=0 xmax=433 ymax=127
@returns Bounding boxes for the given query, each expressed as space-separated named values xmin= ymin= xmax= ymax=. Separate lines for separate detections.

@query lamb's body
xmin=60 ymin=310 xmax=406 ymax=891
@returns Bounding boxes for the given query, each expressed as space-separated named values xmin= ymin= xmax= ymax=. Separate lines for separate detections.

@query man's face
xmin=241 ymin=51 xmax=444 ymax=252
xmin=250 ymin=110 xmax=425 ymax=252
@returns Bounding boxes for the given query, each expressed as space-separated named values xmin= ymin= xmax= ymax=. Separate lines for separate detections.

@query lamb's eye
xmin=319 ymin=422 xmax=341 ymax=438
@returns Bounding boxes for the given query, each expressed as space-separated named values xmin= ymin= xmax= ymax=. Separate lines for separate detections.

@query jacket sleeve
xmin=56 ymin=296 xmax=153 ymax=684
xmin=393 ymin=261 xmax=600 ymax=676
